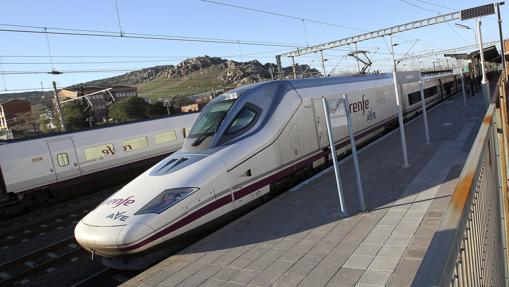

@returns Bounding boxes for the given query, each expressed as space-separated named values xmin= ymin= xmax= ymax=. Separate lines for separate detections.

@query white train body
xmin=0 ymin=113 xmax=197 ymax=198
xmin=75 ymin=72 xmax=461 ymax=260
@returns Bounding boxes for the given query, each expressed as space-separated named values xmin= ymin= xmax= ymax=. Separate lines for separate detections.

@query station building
xmin=0 ymin=99 xmax=33 ymax=131
xmin=58 ymin=85 xmax=138 ymax=122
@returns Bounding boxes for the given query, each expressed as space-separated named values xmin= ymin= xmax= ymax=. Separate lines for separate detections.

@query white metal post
xmin=496 ymin=2 xmax=507 ymax=83
xmin=52 ymin=81 xmax=66 ymax=132
xmin=390 ymin=35 xmax=410 ymax=168
xmin=322 ymin=97 xmax=347 ymax=216
xmin=291 ymin=56 xmax=297 ymax=79
xmin=320 ymin=50 xmax=326 ymax=77
xmin=342 ymin=94 xmax=366 ymax=212
xmin=461 ymin=72 xmax=467 ymax=107
xmin=419 ymin=73 xmax=431 ymax=145
xmin=476 ymin=20 xmax=491 ymax=107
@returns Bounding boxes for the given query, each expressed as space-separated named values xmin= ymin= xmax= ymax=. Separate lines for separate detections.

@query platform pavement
xmin=122 ymin=92 xmax=485 ymax=287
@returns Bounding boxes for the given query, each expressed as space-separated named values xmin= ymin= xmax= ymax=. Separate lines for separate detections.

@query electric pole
xmin=476 ymin=20 xmax=490 ymax=107
xmin=163 ymin=100 xmax=171 ymax=115
xmin=52 ymin=81 xmax=66 ymax=132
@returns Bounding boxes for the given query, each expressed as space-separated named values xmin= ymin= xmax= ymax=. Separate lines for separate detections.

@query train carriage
xmin=0 ymin=113 xmax=197 ymax=203
xmin=74 ymin=71 xmax=463 ymax=269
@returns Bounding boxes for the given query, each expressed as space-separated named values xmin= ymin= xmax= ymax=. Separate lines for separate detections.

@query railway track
xmin=0 ymin=236 xmax=83 ymax=286
xmin=0 ymin=185 xmax=130 ymax=286
xmin=1 ymin=187 xmax=117 ymax=231
xmin=0 ymin=188 xmax=118 ymax=250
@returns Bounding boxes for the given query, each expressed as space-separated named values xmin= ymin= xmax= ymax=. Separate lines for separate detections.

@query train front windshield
xmin=186 ymin=99 xmax=236 ymax=149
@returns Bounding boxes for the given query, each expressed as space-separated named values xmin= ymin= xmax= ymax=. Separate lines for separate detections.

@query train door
xmin=438 ymin=79 xmax=444 ymax=100
xmin=46 ymin=139 xmax=81 ymax=181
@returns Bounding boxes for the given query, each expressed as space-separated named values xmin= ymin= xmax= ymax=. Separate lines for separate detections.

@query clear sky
xmin=0 ymin=0 xmax=506 ymax=94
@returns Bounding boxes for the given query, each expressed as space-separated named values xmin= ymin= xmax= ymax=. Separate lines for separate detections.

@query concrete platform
xmin=122 ymin=93 xmax=485 ymax=287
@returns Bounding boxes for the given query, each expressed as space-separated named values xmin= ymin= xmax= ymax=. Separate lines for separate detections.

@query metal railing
xmin=413 ymin=76 xmax=509 ymax=287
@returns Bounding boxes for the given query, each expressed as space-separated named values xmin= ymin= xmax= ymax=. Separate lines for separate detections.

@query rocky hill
xmin=86 ymin=56 xmax=319 ymax=99
xmin=0 ymin=56 xmax=319 ymax=102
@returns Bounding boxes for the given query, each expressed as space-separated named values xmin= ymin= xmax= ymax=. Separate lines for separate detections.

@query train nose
xmin=74 ymin=220 xmax=154 ymax=257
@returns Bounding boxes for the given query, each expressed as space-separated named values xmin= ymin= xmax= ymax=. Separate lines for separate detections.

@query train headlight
xmin=135 ymin=187 xmax=198 ymax=215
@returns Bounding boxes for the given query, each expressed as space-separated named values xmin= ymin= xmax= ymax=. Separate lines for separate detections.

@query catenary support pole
xmin=496 ymin=2 xmax=507 ymax=83
xmin=320 ymin=50 xmax=326 ymax=77
xmin=342 ymin=94 xmax=366 ymax=211
xmin=390 ymin=35 xmax=410 ymax=168
xmin=354 ymin=42 xmax=361 ymax=73
xmin=276 ymin=55 xmax=282 ymax=80
xmin=52 ymin=81 xmax=66 ymax=132
xmin=291 ymin=56 xmax=297 ymax=79
xmin=476 ymin=20 xmax=491 ymax=107
xmin=461 ymin=72 xmax=467 ymax=107
xmin=322 ymin=97 xmax=347 ymax=216
xmin=419 ymin=73 xmax=431 ymax=145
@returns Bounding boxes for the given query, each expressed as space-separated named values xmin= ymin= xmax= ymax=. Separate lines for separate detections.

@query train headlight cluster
xmin=135 ymin=187 xmax=198 ymax=215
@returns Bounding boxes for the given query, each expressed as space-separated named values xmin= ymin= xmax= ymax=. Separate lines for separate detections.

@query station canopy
xmin=445 ymin=45 xmax=501 ymax=63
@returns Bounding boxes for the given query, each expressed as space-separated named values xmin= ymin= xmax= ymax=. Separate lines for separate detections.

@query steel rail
xmin=0 ymin=236 xmax=81 ymax=285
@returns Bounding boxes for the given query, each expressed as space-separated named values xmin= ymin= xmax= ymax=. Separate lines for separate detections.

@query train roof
xmin=286 ymin=73 xmax=393 ymax=89
xmin=227 ymin=74 xmax=395 ymax=97
xmin=0 ymin=111 xmax=198 ymax=145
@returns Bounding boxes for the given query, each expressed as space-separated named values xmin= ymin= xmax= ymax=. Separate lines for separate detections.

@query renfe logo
xmin=349 ymin=94 xmax=369 ymax=116
xmin=102 ymin=196 xmax=135 ymax=208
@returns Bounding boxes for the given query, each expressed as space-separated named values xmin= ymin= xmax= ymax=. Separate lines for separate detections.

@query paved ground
xmin=122 ymin=92 xmax=485 ymax=287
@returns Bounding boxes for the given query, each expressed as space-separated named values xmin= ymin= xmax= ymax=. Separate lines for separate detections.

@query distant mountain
xmin=1 ymin=56 xmax=319 ymax=102
xmin=86 ymin=56 xmax=319 ymax=100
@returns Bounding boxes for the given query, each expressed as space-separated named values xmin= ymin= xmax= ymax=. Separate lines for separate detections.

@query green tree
xmin=39 ymin=115 xmax=51 ymax=133
xmin=108 ymin=96 xmax=149 ymax=122
xmin=147 ymin=103 xmax=167 ymax=117
xmin=62 ymin=101 xmax=93 ymax=130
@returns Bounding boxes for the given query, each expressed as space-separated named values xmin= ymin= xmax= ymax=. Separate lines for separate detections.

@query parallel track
xmin=0 ymin=188 xmax=117 ymax=250
xmin=0 ymin=236 xmax=83 ymax=286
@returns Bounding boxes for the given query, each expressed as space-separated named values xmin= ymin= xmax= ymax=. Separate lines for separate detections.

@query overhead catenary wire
xmin=399 ymin=0 xmax=437 ymax=14
xmin=114 ymin=0 xmax=124 ymax=36
xmin=199 ymin=0 xmax=366 ymax=32
xmin=399 ymin=0 xmax=473 ymax=45
xmin=414 ymin=0 xmax=456 ymax=12
xmin=0 ymin=58 xmax=7 ymax=91
xmin=0 ymin=23 xmax=305 ymax=48
xmin=43 ymin=28 xmax=55 ymax=71
xmin=201 ymin=0 xmax=440 ymax=50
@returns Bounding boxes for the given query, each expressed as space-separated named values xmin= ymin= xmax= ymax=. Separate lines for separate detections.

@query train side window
xmin=424 ymin=86 xmax=438 ymax=98
xmin=84 ymin=144 xmax=115 ymax=160
xmin=122 ymin=136 xmax=148 ymax=152
xmin=182 ymin=127 xmax=191 ymax=138
xmin=155 ymin=130 xmax=177 ymax=144
xmin=56 ymin=153 xmax=69 ymax=167
xmin=217 ymin=104 xmax=261 ymax=146
xmin=225 ymin=108 xmax=257 ymax=135
xmin=407 ymin=91 xmax=421 ymax=105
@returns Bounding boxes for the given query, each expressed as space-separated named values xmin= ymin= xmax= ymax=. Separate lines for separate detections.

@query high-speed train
xmin=0 ymin=113 xmax=197 ymax=208
xmin=75 ymin=72 xmax=462 ymax=268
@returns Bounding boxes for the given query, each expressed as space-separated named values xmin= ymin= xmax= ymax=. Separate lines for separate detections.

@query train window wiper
xmin=191 ymin=112 xmax=228 ymax=147
xmin=191 ymin=123 xmax=215 ymax=146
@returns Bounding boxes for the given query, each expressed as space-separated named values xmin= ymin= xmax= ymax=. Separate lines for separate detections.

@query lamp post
xmin=390 ymin=35 xmax=410 ymax=168
xmin=454 ymin=22 xmax=480 ymax=97
xmin=476 ymin=20 xmax=491 ymax=107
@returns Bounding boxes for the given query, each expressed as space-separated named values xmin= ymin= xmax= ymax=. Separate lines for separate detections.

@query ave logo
xmin=367 ymin=108 xmax=376 ymax=121
xmin=106 ymin=211 xmax=129 ymax=222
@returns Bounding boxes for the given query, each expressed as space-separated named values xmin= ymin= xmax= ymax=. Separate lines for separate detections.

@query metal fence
xmin=413 ymin=76 xmax=509 ymax=287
